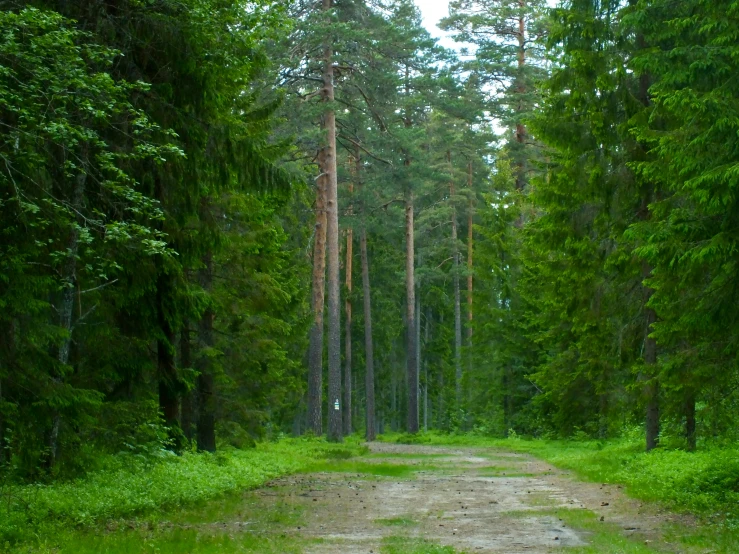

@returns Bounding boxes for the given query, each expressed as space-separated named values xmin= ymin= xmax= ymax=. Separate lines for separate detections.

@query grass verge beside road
xmin=0 ymin=437 xmax=366 ymax=549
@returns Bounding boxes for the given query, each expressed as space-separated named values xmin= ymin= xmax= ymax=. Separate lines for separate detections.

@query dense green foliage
xmin=0 ymin=437 xmax=365 ymax=546
xmin=2 ymin=0 xmax=739 ymax=546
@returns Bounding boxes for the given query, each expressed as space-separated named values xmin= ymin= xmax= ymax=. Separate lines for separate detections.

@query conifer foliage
xmin=1 ymin=0 xmax=738 ymax=483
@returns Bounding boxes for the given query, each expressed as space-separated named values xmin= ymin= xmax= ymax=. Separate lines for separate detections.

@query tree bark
xmin=391 ymin=363 xmax=398 ymax=432
xmin=49 ymin=168 xmax=87 ymax=466
xmin=196 ymin=250 xmax=216 ymax=452
xmin=180 ymin=323 xmax=194 ymax=443
xmin=424 ymin=307 xmax=430 ymax=431
xmin=598 ymin=385 xmax=609 ymax=440
xmin=633 ymin=4 xmax=659 ymax=453
xmin=685 ymin=390 xmax=696 ymax=451
xmin=416 ymin=289 xmax=422 ymax=426
xmin=344 ymin=227 xmax=353 ymax=435
xmin=642 ymin=261 xmax=659 ymax=451
xmin=644 ymin=307 xmax=659 ymax=452
xmin=360 ymin=227 xmax=376 ymax=441
xmin=157 ymin=272 xmax=181 ymax=449
xmin=344 ymin=155 xmax=357 ymax=436
xmin=308 ymin=149 xmax=327 ymax=436
xmin=449 ymin=152 xmax=462 ymax=407
xmin=514 ymin=5 xmax=528 ymax=192
xmin=0 ymin=375 xmax=4 ymax=465
xmin=405 ymin=190 xmax=419 ymax=433
xmin=466 ymin=161 xmax=474 ymax=367
xmin=322 ymin=0 xmax=342 ymax=443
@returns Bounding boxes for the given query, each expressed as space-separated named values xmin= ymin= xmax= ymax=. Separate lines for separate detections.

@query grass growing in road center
xmin=381 ymin=536 xmax=458 ymax=553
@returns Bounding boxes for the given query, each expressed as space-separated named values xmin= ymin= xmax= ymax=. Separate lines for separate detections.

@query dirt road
xmin=248 ymin=442 xmax=689 ymax=553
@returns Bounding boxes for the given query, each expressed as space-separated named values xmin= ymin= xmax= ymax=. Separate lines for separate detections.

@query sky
xmin=415 ymin=0 xmax=457 ymax=50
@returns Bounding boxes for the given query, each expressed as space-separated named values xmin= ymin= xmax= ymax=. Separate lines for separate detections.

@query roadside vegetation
xmin=0 ymin=437 xmax=365 ymax=549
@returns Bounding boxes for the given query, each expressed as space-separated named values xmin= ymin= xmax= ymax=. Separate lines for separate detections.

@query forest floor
xmin=53 ymin=441 xmax=722 ymax=554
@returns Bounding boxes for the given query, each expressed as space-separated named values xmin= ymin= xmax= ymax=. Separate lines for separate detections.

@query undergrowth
xmin=0 ymin=437 xmax=366 ymax=548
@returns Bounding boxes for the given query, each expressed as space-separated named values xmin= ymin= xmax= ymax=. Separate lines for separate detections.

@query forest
xmin=1 ymin=0 xmax=738 ymax=551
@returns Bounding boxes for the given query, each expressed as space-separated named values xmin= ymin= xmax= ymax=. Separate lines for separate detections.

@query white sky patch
xmin=415 ymin=0 xmax=458 ymax=51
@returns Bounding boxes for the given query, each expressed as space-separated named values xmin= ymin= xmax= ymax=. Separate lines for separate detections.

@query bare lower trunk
xmin=0 ymin=376 xmax=4 ymax=465
xmin=644 ymin=286 xmax=659 ymax=451
xmin=467 ymin=161 xmax=474 ymax=370
xmin=437 ymin=338 xmax=444 ymax=429
xmin=645 ymin=378 xmax=659 ymax=450
xmin=599 ymin=387 xmax=608 ymax=440
xmin=344 ymin=167 xmax=355 ymax=435
xmin=685 ymin=390 xmax=696 ymax=451
xmin=197 ymin=251 xmax=216 ymax=452
xmin=344 ymin=230 xmax=353 ymax=435
xmin=416 ymin=291 xmax=421 ymax=426
xmin=180 ymin=324 xmax=194 ymax=443
xmin=322 ymin=0 xmax=342 ymax=443
xmin=391 ymin=366 xmax=398 ymax=431
xmin=405 ymin=192 xmax=419 ymax=433
xmin=361 ymin=228 xmax=376 ymax=441
xmin=157 ymin=273 xmax=181 ymax=449
xmin=449 ymin=155 xmax=462 ymax=407
xmin=308 ymin=153 xmax=327 ymax=436
xmin=49 ymin=169 xmax=87 ymax=466
xmin=423 ymin=307 xmax=430 ymax=431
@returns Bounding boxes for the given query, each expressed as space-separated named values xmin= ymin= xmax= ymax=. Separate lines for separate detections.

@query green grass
xmin=35 ymin=528 xmax=313 ymax=554
xmin=381 ymin=536 xmax=460 ymax=553
xmin=306 ymin=459 xmax=433 ymax=477
xmin=375 ymin=516 xmax=418 ymax=527
xmin=365 ymin=452 xmax=450 ymax=460
xmin=500 ymin=507 xmax=662 ymax=553
xmin=0 ymin=436 xmax=366 ymax=548
xmin=550 ymin=509 xmax=660 ymax=554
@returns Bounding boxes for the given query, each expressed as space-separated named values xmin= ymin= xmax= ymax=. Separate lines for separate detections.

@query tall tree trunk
xmin=405 ymin=190 xmax=419 ymax=433
xmin=152 ymin=170 xmax=181 ymax=450
xmin=633 ymin=20 xmax=659 ymax=452
xmin=344 ymin=227 xmax=353 ymax=436
xmin=685 ymin=390 xmax=696 ymax=451
xmin=466 ymin=161 xmax=474 ymax=370
xmin=437 ymin=321 xmax=444 ymax=430
xmin=344 ymin=154 xmax=357 ymax=436
xmin=344 ymin=229 xmax=354 ymax=435
xmin=196 ymin=251 xmax=216 ymax=452
xmin=308 ymin=151 xmax=327 ymax=436
xmin=514 ymin=5 xmax=528 ymax=192
xmin=416 ymin=290 xmax=422 ymax=426
xmin=157 ymin=272 xmax=181 ymax=449
xmin=449 ymin=152 xmax=462 ymax=407
xmin=642 ymin=258 xmax=659 ymax=451
xmin=0 ymin=375 xmax=4 ymax=465
xmin=598 ymin=373 xmax=609 ymax=440
xmin=180 ymin=323 xmax=194 ymax=443
xmin=391 ymin=364 xmax=398 ymax=432
xmin=322 ymin=0 xmax=342 ymax=443
xmin=644 ymin=297 xmax=659 ymax=451
xmin=360 ymin=228 xmax=376 ymax=441
xmin=424 ymin=307 xmax=430 ymax=432
xmin=49 ymin=168 xmax=87 ymax=466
